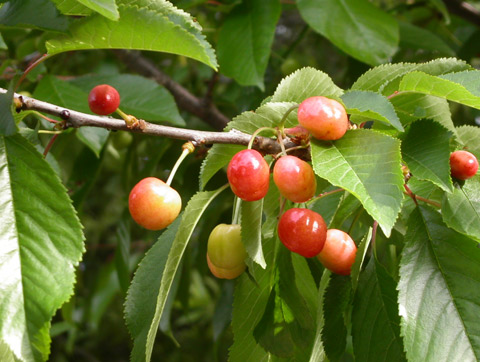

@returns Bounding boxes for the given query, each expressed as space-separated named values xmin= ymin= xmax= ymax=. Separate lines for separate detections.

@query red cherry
xmin=273 ymin=155 xmax=316 ymax=203
xmin=317 ymin=229 xmax=357 ymax=275
xmin=297 ymin=96 xmax=349 ymax=140
xmin=277 ymin=208 xmax=327 ymax=258
xmin=227 ymin=149 xmax=270 ymax=201
xmin=88 ymin=84 xmax=120 ymax=115
xmin=449 ymin=150 xmax=479 ymax=180
xmin=128 ymin=177 xmax=181 ymax=230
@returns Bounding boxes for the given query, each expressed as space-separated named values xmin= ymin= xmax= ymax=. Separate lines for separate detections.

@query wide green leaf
xmin=341 ymin=90 xmax=403 ymax=131
xmin=241 ymin=199 xmax=266 ymax=268
xmin=0 ymin=134 xmax=84 ymax=361
xmin=311 ymin=129 xmax=404 ymax=236
xmin=272 ymin=67 xmax=343 ymax=103
xmin=217 ymin=0 xmax=281 ymax=89
xmin=457 ymin=125 xmax=480 ymax=158
xmin=50 ymin=0 xmax=93 ymax=16
xmin=352 ymin=258 xmax=406 ymax=362
xmin=46 ymin=0 xmax=218 ymax=70
xmin=124 ymin=217 xmax=180 ymax=362
xmin=442 ymin=176 xmax=480 ymax=242
xmin=143 ymin=186 xmax=228 ymax=362
xmin=75 ymin=0 xmax=119 ymax=20
xmin=401 ymin=119 xmax=453 ymax=192
xmin=0 ymin=88 xmax=16 ymax=136
xmin=399 ymin=21 xmax=454 ymax=56
xmin=297 ymin=0 xmax=398 ymax=65
xmin=398 ymin=206 xmax=480 ymax=361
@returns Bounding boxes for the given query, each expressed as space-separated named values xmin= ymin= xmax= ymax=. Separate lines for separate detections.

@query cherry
xmin=227 ymin=149 xmax=270 ymax=201
xmin=449 ymin=150 xmax=479 ymax=180
xmin=277 ymin=208 xmax=327 ymax=258
xmin=273 ymin=155 xmax=316 ymax=203
xmin=88 ymin=84 xmax=120 ymax=115
xmin=297 ymin=96 xmax=349 ymax=141
xmin=207 ymin=224 xmax=246 ymax=279
xmin=128 ymin=177 xmax=181 ymax=230
xmin=317 ymin=229 xmax=357 ymax=275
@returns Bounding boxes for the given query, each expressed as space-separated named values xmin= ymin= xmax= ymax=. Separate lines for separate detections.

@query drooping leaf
xmin=0 ymin=88 xmax=16 ymax=136
xmin=352 ymin=258 xmax=406 ymax=362
xmin=199 ymin=144 xmax=244 ymax=190
xmin=0 ymin=134 xmax=85 ymax=361
xmin=74 ymin=0 xmax=119 ymax=20
xmin=328 ymin=192 xmax=362 ymax=230
xmin=272 ymin=67 xmax=343 ymax=103
xmin=311 ymin=129 xmax=404 ymax=236
xmin=401 ymin=119 xmax=454 ymax=192
xmin=297 ymin=0 xmax=398 ymax=66
xmin=398 ymin=206 xmax=480 ymax=361
xmin=241 ymin=199 xmax=266 ymax=268
xmin=50 ymin=0 xmax=93 ymax=16
xmin=350 ymin=228 xmax=372 ymax=292
xmin=309 ymin=270 xmax=330 ymax=362
xmin=143 ymin=186 xmax=228 ymax=362
xmin=217 ymin=0 xmax=281 ymax=89
xmin=442 ymin=176 xmax=480 ymax=242
xmin=457 ymin=125 xmax=480 ymax=158
xmin=46 ymin=0 xmax=218 ymax=70
xmin=0 ymin=0 xmax=69 ymax=32
xmin=398 ymin=21 xmax=454 ymax=56
xmin=341 ymin=90 xmax=403 ymax=131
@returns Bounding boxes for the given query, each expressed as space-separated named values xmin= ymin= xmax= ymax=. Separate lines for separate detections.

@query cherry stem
xmin=307 ymin=188 xmax=344 ymax=205
xmin=247 ymin=127 xmax=276 ymax=149
xmin=43 ymin=134 xmax=59 ymax=158
xmin=403 ymin=184 xmax=418 ymax=206
xmin=403 ymin=191 xmax=441 ymax=208
xmin=232 ymin=197 xmax=242 ymax=225
xmin=371 ymin=220 xmax=379 ymax=257
xmin=15 ymin=53 xmax=52 ymax=91
xmin=34 ymin=111 xmax=59 ymax=124
xmin=166 ymin=142 xmax=195 ymax=186
xmin=38 ymin=130 xmax=63 ymax=134
xmin=276 ymin=130 xmax=288 ymax=156
xmin=278 ymin=104 xmax=299 ymax=130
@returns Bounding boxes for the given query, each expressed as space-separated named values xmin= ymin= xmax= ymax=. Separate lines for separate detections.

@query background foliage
xmin=1 ymin=0 xmax=480 ymax=361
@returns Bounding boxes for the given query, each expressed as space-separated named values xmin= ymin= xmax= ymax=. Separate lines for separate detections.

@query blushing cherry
xmin=88 ymin=84 xmax=120 ymax=115
xmin=227 ymin=149 xmax=270 ymax=201
xmin=128 ymin=177 xmax=181 ymax=230
xmin=297 ymin=96 xmax=349 ymax=141
xmin=277 ymin=208 xmax=327 ymax=258
xmin=273 ymin=155 xmax=316 ymax=203
xmin=449 ymin=150 xmax=479 ymax=180
xmin=317 ymin=229 xmax=357 ymax=275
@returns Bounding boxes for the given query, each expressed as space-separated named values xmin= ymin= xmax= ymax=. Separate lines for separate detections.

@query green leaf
xmin=0 ymin=89 xmax=16 ymax=136
xmin=0 ymin=134 xmax=84 ymax=361
xmin=199 ymin=144 xmax=244 ymax=190
xmin=217 ymin=0 xmax=281 ymax=89
xmin=75 ymin=0 xmax=119 ymax=20
xmin=457 ymin=125 xmax=480 ymax=159
xmin=351 ymin=58 xmax=470 ymax=92
xmin=398 ymin=70 xmax=480 ymax=109
xmin=241 ymin=199 xmax=266 ymax=269
xmin=229 ymin=237 xmax=276 ymax=361
xmin=352 ymin=258 xmax=406 ymax=362
xmin=322 ymin=274 xmax=351 ymax=361
xmin=398 ymin=206 xmax=480 ymax=361
xmin=311 ymin=129 xmax=404 ymax=236
xmin=125 ymin=217 xmax=180 ymax=362
xmin=0 ymin=0 xmax=69 ymax=32
xmin=297 ymin=0 xmax=398 ymax=65
xmin=71 ymin=74 xmax=184 ymax=126
xmin=350 ymin=228 xmax=372 ymax=292
xmin=46 ymin=0 xmax=218 ymax=70
xmin=50 ymin=0 xmax=93 ymax=16
xmin=143 ymin=186 xmax=228 ymax=362
xmin=399 ymin=21 xmax=454 ymax=56
xmin=442 ymin=176 xmax=480 ymax=242
xmin=341 ymin=90 xmax=403 ymax=131
xmin=309 ymin=270 xmax=330 ymax=362
xmin=429 ymin=0 xmax=450 ymax=24
xmin=401 ymin=119 xmax=454 ymax=192
xmin=272 ymin=67 xmax=343 ymax=103
xmin=0 ymin=33 xmax=7 ymax=49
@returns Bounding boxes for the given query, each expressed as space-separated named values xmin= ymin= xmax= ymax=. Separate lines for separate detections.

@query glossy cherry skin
xmin=227 ymin=149 xmax=270 ymax=201
xmin=317 ymin=229 xmax=357 ymax=275
xmin=277 ymin=208 xmax=327 ymax=258
xmin=88 ymin=84 xmax=120 ymax=115
xmin=450 ymin=150 xmax=479 ymax=180
xmin=128 ymin=177 xmax=181 ymax=230
xmin=297 ymin=96 xmax=349 ymax=140
xmin=273 ymin=155 xmax=316 ymax=203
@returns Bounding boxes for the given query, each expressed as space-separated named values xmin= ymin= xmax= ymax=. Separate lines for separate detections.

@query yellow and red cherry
xmin=227 ymin=149 xmax=270 ymax=201
xmin=273 ymin=155 xmax=316 ymax=203
xmin=128 ymin=177 xmax=181 ymax=230
xmin=207 ymin=224 xmax=247 ymax=279
xmin=88 ymin=84 xmax=120 ymax=115
xmin=277 ymin=208 xmax=327 ymax=258
xmin=317 ymin=229 xmax=357 ymax=275
xmin=297 ymin=96 xmax=349 ymax=141
xmin=449 ymin=150 xmax=479 ymax=180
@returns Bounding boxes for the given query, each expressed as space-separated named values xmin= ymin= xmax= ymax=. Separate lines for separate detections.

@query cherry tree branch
xmin=113 ymin=50 xmax=230 ymax=130
xmin=3 ymin=89 xmax=296 ymax=154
